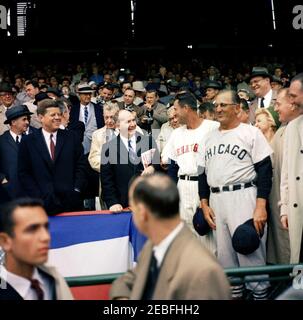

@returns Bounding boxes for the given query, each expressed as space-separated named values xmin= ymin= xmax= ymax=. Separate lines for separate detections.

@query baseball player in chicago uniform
xmin=162 ymin=91 xmax=218 ymax=253
xmin=199 ymin=90 xmax=273 ymax=299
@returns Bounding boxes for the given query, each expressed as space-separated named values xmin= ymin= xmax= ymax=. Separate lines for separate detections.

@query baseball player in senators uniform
xmin=162 ymin=92 xmax=218 ymax=253
xmin=199 ymin=90 xmax=273 ymax=298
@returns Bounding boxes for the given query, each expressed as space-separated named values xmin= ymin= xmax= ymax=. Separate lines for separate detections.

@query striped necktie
xmin=84 ymin=105 xmax=88 ymax=124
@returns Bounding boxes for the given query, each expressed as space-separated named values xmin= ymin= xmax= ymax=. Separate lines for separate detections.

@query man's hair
xmin=25 ymin=80 xmax=39 ymax=88
xmin=291 ymin=72 xmax=303 ymax=91
xmin=0 ymin=198 xmax=44 ymax=236
xmin=198 ymin=101 xmax=215 ymax=114
xmin=132 ymin=173 xmax=179 ymax=219
xmin=37 ymin=98 xmax=60 ymax=116
xmin=175 ymin=91 xmax=198 ymax=110
xmin=218 ymin=89 xmax=241 ymax=105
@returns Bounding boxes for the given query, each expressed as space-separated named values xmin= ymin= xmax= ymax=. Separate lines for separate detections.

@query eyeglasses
xmin=214 ymin=103 xmax=237 ymax=108
xmin=0 ymin=92 xmax=14 ymax=97
xmin=249 ymin=78 xmax=265 ymax=86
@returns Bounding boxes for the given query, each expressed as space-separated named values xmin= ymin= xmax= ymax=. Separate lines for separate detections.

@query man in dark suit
xmin=0 ymin=105 xmax=33 ymax=201
xmin=101 ymin=110 xmax=160 ymax=211
xmin=110 ymin=174 xmax=230 ymax=300
xmin=69 ymin=84 xmax=104 ymax=154
xmin=117 ymin=88 xmax=144 ymax=119
xmin=18 ymin=99 xmax=87 ymax=215
xmin=248 ymin=67 xmax=278 ymax=124
xmin=0 ymin=198 xmax=73 ymax=300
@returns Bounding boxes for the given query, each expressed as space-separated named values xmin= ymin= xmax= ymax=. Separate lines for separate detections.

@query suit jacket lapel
xmin=5 ymin=131 xmax=18 ymax=152
xmin=152 ymin=226 xmax=189 ymax=299
xmin=54 ymin=130 xmax=66 ymax=162
xmin=35 ymin=129 xmax=54 ymax=169
xmin=131 ymin=242 xmax=153 ymax=299
xmin=117 ymin=134 xmax=130 ymax=165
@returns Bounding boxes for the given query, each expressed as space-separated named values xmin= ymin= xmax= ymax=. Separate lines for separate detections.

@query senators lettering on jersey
xmin=176 ymin=143 xmax=199 ymax=156
xmin=205 ymin=144 xmax=248 ymax=161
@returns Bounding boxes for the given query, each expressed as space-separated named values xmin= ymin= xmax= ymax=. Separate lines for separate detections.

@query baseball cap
xmin=232 ymin=219 xmax=263 ymax=255
xmin=192 ymin=207 xmax=211 ymax=236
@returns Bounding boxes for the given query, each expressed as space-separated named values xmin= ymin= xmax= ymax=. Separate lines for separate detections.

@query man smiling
xmin=18 ymin=99 xmax=87 ymax=215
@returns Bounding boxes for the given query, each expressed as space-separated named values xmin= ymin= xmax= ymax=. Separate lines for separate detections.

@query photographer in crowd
xmin=139 ymin=90 xmax=168 ymax=137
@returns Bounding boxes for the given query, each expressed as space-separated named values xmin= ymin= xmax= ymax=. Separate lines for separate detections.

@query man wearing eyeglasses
xmin=199 ymin=90 xmax=273 ymax=299
xmin=248 ymin=67 xmax=278 ymax=124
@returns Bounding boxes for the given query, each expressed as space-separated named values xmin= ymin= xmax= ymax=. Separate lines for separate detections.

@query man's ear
xmin=0 ymin=232 xmax=12 ymax=252
xmin=137 ymin=202 xmax=148 ymax=222
xmin=235 ymin=103 xmax=241 ymax=115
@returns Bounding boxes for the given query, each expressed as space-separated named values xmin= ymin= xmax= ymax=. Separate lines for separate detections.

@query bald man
xmin=110 ymin=173 xmax=230 ymax=300
xmin=100 ymin=110 xmax=160 ymax=211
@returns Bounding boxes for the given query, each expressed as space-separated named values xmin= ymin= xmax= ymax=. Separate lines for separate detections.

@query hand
xmin=281 ymin=215 xmax=288 ymax=230
xmin=109 ymin=204 xmax=123 ymax=212
xmin=253 ymin=206 xmax=267 ymax=236
xmin=201 ymin=205 xmax=216 ymax=230
xmin=145 ymin=104 xmax=153 ymax=111
xmin=141 ymin=165 xmax=155 ymax=176
xmin=1 ymin=178 xmax=8 ymax=184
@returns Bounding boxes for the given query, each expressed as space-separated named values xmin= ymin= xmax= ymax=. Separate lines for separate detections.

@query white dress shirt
xmin=120 ymin=134 xmax=136 ymax=152
xmin=153 ymin=222 xmax=184 ymax=268
xmin=9 ymin=131 xmax=22 ymax=143
xmin=42 ymin=129 xmax=57 ymax=159
xmin=258 ymin=89 xmax=273 ymax=108
xmin=1 ymin=266 xmax=52 ymax=300
xmin=80 ymin=103 xmax=90 ymax=124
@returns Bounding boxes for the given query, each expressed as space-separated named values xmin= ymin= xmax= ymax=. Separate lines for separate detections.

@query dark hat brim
xmin=4 ymin=111 xmax=33 ymax=124
xmin=248 ymin=72 xmax=273 ymax=82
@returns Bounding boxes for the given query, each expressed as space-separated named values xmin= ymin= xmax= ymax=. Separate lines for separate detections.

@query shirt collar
xmin=153 ymin=222 xmax=184 ymax=268
xmin=9 ymin=131 xmax=22 ymax=142
xmin=2 ymin=266 xmax=44 ymax=300
xmin=42 ymin=128 xmax=57 ymax=139
xmin=120 ymin=133 xmax=136 ymax=150
xmin=260 ymin=89 xmax=272 ymax=108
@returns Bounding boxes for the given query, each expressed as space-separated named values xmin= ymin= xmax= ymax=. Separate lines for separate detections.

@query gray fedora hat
xmin=4 ymin=105 xmax=33 ymax=124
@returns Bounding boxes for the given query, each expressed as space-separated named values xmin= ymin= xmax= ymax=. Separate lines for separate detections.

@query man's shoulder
xmin=92 ymin=126 xmax=106 ymax=138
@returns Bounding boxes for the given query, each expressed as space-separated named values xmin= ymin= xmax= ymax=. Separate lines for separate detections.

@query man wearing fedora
xmin=0 ymin=83 xmax=20 ymax=135
xmin=132 ymin=81 xmax=146 ymax=106
xmin=203 ymin=80 xmax=222 ymax=103
xmin=0 ymin=105 xmax=33 ymax=200
xmin=69 ymin=83 xmax=104 ymax=154
xmin=248 ymin=67 xmax=278 ymax=124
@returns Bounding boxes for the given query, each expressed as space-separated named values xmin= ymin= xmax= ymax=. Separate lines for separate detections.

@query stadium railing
xmin=65 ymin=264 xmax=301 ymax=299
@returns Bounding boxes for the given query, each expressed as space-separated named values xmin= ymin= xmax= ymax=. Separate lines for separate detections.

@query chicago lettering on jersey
xmin=205 ymin=144 xmax=248 ymax=161
xmin=176 ymin=143 xmax=198 ymax=156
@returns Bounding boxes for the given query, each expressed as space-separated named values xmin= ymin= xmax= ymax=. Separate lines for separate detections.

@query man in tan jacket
xmin=110 ymin=174 xmax=230 ymax=300
xmin=280 ymin=73 xmax=303 ymax=263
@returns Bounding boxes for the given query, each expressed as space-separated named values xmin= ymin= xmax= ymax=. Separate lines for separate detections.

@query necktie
xmin=30 ymin=279 xmax=44 ymax=300
xmin=50 ymin=134 xmax=55 ymax=161
xmin=142 ymin=252 xmax=159 ymax=300
xmin=16 ymin=136 xmax=20 ymax=144
xmin=260 ymin=97 xmax=265 ymax=108
xmin=84 ymin=105 xmax=88 ymax=124
xmin=128 ymin=139 xmax=137 ymax=163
